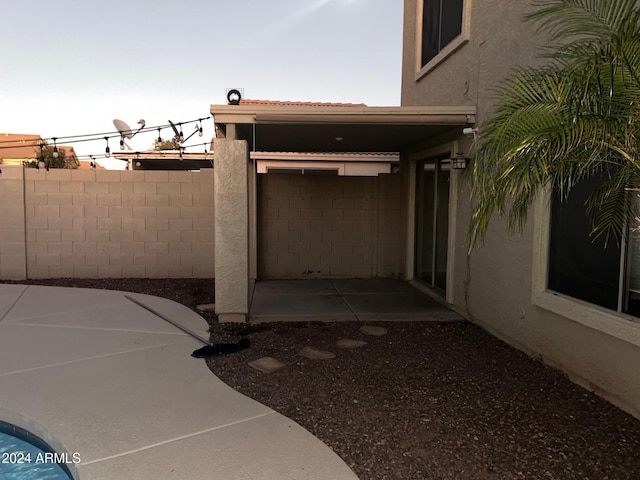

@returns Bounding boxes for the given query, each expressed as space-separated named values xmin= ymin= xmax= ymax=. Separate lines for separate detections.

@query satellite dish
xmin=113 ymin=118 xmax=146 ymax=150
xmin=168 ymin=120 xmax=185 ymax=144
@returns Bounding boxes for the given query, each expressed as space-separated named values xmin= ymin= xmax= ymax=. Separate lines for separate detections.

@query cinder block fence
xmin=0 ymin=165 xmax=404 ymax=281
xmin=0 ymin=166 xmax=215 ymax=280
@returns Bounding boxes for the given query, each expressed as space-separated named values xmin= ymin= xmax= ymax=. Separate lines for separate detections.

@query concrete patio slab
xmin=1 ymin=286 xmax=210 ymax=340
xmin=125 ymin=292 xmax=211 ymax=340
xmin=1 ymin=286 xmax=129 ymax=321
xmin=332 ymin=278 xmax=411 ymax=294
xmin=3 ymin=303 xmax=184 ymax=334
xmin=79 ymin=412 xmax=358 ymax=480
xmin=251 ymin=291 xmax=354 ymax=322
xmin=0 ymin=284 xmax=28 ymax=321
xmin=0 ymin=283 xmax=359 ymax=480
xmin=251 ymin=279 xmax=336 ymax=295
xmin=342 ymin=291 xmax=446 ymax=315
xmin=0 ymin=341 xmax=272 ymax=462
xmin=250 ymin=278 xmax=458 ymax=322
xmin=0 ymin=324 xmax=177 ymax=376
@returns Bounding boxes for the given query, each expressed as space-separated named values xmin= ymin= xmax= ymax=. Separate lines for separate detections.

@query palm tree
xmin=468 ymin=0 xmax=640 ymax=250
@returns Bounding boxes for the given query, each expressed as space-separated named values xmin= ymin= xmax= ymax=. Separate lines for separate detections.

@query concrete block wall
xmin=0 ymin=167 xmax=27 ymax=279
xmin=376 ymin=173 xmax=404 ymax=278
xmin=0 ymin=166 xmax=215 ymax=280
xmin=258 ymin=173 xmax=403 ymax=279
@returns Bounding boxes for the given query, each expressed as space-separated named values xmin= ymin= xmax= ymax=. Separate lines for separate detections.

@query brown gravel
xmin=5 ymin=278 xmax=640 ymax=480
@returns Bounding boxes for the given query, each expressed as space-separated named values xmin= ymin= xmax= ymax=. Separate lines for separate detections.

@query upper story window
xmin=421 ymin=0 xmax=464 ymax=67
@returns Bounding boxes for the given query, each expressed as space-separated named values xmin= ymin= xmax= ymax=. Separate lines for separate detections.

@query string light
xmin=36 ymin=143 xmax=45 ymax=172
xmin=0 ymin=117 xmax=210 ymax=150
xmin=0 ymin=117 xmax=211 ymax=163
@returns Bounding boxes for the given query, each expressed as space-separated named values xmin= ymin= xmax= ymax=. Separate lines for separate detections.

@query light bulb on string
xmin=52 ymin=137 xmax=59 ymax=158
xmin=104 ymin=137 xmax=111 ymax=158
xmin=36 ymin=143 xmax=44 ymax=172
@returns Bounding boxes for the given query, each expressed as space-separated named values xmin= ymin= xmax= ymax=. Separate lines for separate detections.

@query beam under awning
xmin=210 ymin=104 xmax=476 ymax=153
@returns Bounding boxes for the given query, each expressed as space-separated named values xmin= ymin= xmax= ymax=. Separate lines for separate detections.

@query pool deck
xmin=0 ymin=284 xmax=359 ymax=480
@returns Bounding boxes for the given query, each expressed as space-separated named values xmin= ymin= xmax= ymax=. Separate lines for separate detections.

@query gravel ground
xmin=5 ymin=278 xmax=640 ymax=480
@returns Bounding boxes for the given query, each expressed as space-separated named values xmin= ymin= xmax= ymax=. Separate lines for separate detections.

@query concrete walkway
xmin=0 ymin=284 xmax=359 ymax=480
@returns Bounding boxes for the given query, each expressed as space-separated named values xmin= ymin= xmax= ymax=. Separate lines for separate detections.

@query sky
xmin=0 ymin=0 xmax=403 ymax=169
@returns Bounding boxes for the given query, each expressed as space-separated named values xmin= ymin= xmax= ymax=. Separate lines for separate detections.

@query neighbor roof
xmin=0 ymin=133 xmax=41 ymax=161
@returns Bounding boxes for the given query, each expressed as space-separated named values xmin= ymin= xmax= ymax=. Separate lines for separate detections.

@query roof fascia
xmin=210 ymin=104 xmax=476 ymax=125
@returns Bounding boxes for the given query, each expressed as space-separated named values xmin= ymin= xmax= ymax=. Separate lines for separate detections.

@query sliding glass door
xmin=415 ymin=156 xmax=450 ymax=292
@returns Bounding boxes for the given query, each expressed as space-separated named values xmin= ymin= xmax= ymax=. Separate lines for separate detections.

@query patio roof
xmin=210 ymin=103 xmax=477 ymax=153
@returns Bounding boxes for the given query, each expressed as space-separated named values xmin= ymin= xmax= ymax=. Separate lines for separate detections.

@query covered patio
xmin=210 ymin=99 xmax=476 ymax=322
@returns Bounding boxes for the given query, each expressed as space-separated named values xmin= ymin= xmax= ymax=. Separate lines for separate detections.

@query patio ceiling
xmin=210 ymin=104 xmax=477 ymax=153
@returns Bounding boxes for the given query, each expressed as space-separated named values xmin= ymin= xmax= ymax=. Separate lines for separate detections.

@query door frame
xmin=405 ymin=141 xmax=461 ymax=305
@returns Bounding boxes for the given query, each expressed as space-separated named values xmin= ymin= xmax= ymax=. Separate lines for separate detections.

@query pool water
xmin=0 ymin=431 xmax=73 ymax=480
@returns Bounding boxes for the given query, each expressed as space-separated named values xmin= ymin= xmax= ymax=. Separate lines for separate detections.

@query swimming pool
xmin=0 ymin=423 xmax=74 ymax=480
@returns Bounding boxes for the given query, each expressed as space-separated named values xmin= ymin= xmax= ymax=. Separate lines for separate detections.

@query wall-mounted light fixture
xmin=451 ymin=153 xmax=470 ymax=170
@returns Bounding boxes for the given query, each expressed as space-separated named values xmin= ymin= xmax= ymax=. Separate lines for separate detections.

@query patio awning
xmin=210 ymin=103 xmax=476 ymax=153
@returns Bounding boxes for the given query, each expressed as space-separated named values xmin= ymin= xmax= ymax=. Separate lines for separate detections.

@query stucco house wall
xmin=401 ymin=0 xmax=640 ymax=417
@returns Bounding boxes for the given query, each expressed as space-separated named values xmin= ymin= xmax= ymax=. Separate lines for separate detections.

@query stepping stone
xmin=299 ymin=346 xmax=336 ymax=360
xmin=248 ymin=357 xmax=285 ymax=373
xmin=336 ymin=338 xmax=368 ymax=349
xmin=360 ymin=325 xmax=388 ymax=336
xmin=196 ymin=303 xmax=216 ymax=312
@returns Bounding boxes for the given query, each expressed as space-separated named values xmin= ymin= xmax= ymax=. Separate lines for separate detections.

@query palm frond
xmin=467 ymin=0 xmax=640 ymax=251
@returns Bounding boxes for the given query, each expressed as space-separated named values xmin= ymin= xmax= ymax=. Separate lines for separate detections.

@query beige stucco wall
xmin=258 ymin=173 xmax=403 ymax=279
xmin=401 ymin=0 xmax=640 ymax=418
xmin=0 ymin=166 xmax=215 ymax=280
xmin=402 ymin=0 xmax=545 ymax=112
xmin=213 ymin=140 xmax=250 ymax=322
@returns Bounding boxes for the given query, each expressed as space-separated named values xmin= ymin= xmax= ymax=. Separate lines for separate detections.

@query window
xmin=421 ymin=0 xmax=464 ymax=67
xmin=548 ymin=175 xmax=640 ymax=317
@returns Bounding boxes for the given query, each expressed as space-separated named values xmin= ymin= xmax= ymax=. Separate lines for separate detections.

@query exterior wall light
xmin=451 ymin=153 xmax=470 ymax=170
